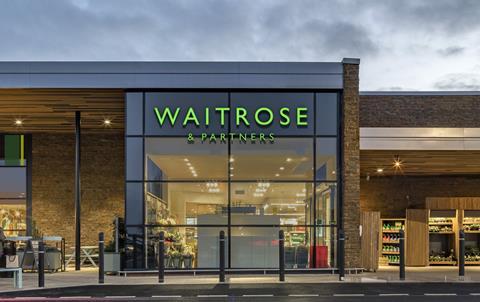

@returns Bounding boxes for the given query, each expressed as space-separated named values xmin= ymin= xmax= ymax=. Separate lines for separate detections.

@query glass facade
xmin=0 ymin=134 xmax=27 ymax=236
xmin=125 ymin=91 xmax=340 ymax=270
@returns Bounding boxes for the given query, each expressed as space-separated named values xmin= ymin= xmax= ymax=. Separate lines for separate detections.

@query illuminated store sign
xmin=153 ymin=106 xmax=309 ymax=143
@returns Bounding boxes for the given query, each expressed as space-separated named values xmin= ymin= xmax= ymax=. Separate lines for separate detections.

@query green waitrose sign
xmin=154 ymin=106 xmax=308 ymax=143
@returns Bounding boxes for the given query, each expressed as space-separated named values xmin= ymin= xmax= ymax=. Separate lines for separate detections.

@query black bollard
xmin=38 ymin=241 xmax=45 ymax=287
xmin=399 ymin=229 xmax=405 ymax=281
xmin=459 ymin=229 xmax=465 ymax=279
xmin=99 ymin=232 xmax=105 ymax=284
xmin=158 ymin=231 xmax=165 ymax=283
xmin=338 ymin=229 xmax=345 ymax=281
xmin=279 ymin=230 xmax=285 ymax=282
xmin=219 ymin=230 xmax=226 ymax=283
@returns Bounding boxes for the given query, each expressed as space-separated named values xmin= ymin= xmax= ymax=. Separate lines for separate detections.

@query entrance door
xmin=361 ymin=211 xmax=380 ymax=271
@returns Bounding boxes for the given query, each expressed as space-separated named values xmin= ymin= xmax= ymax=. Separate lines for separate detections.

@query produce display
xmin=429 ymin=225 xmax=453 ymax=233
xmin=382 ymin=245 xmax=399 ymax=253
xmin=380 ymin=219 xmax=405 ymax=266
xmin=383 ymin=233 xmax=400 ymax=243
xmin=463 ymin=218 xmax=480 ymax=232
xmin=429 ymin=249 xmax=456 ymax=264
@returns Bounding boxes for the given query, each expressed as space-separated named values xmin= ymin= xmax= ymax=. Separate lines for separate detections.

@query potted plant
xmin=182 ymin=246 xmax=194 ymax=269
xmin=169 ymin=249 xmax=182 ymax=268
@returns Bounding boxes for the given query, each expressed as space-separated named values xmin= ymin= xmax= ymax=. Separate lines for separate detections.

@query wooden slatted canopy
xmin=0 ymin=89 xmax=124 ymax=133
xmin=361 ymin=150 xmax=480 ymax=176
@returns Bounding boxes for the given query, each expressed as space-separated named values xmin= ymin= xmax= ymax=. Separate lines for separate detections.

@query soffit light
xmin=376 ymin=168 xmax=384 ymax=173
xmin=393 ymin=155 xmax=403 ymax=169
xmin=14 ymin=119 xmax=23 ymax=126
xmin=103 ymin=119 xmax=112 ymax=126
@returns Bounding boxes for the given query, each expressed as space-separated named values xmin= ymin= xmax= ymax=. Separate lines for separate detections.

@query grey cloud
xmin=434 ymin=74 xmax=480 ymax=90
xmin=437 ymin=46 xmax=465 ymax=57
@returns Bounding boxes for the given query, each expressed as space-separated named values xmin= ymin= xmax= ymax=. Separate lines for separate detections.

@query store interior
xmin=141 ymin=137 xmax=337 ymax=269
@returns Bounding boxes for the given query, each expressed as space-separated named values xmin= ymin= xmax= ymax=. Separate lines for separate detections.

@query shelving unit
xmin=463 ymin=211 xmax=480 ymax=265
xmin=428 ymin=210 xmax=457 ymax=266
xmin=380 ymin=219 xmax=405 ymax=266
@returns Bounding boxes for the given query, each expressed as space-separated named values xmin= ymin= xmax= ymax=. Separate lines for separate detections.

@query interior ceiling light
xmin=275 ymin=173 xmax=280 ymax=177
xmin=286 ymin=158 xmax=292 ymax=162
xmin=279 ymin=167 xmax=285 ymax=170
xmin=376 ymin=168 xmax=384 ymax=173
xmin=393 ymin=155 xmax=403 ymax=168
xmin=229 ymin=157 xmax=235 ymax=163
xmin=184 ymin=158 xmax=189 ymax=162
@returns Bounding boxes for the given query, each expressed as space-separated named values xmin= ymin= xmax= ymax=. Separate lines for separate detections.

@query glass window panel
xmin=146 ymin=182 xmax=228 ymax=225
xmin=0 ymin=135 xmax=25 ymax=166
xmin=126 ymin=183 xmax=143 ymax=225
xmin=145 ymin=138 xmax=228 ymax=181
xmin=126 ymin=137 xmax=143 ymax=181
xmin=0 ymin=202 xmax=26 ymax=237
xmin=126 ymin=92 xmax=144 ymax=136
xmin=316 ymin=138 xmax=337 ymax=181
xmin=315 ymin=182 xmax=337 ymax=226
xmin=230 ymin=182 xmax=313 ymax=225
xmin=145 ymin=92 xmax=229 ymax=136
xmin=145 ymin=226 xmax=227 ymax=269
xmin=314 ymin=226 xmax=336 ymax=268
xmin=230 ymin=93 xmax=314 ymax=135
xmin=230 ymin=226 xmax=311 ymax=268
xmin=231 ymin=138 xmax=314 ymax=181
xmin=125 ymin=226 xmax=145 ymax=269
xmin=316 ymin=93 xmax=338 ymax=135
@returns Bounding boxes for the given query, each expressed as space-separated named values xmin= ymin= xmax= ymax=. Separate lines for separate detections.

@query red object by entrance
xmin=310 ymin=245 xmax=329 ymax=268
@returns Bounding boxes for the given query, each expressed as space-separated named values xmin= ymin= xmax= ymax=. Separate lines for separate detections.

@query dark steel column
xmin=338 ymin=229 xmax=345 ymax=281
xmin=75 ymin=111 xmax=81 ymax=271
xmin=399 ymin=229 xmax=405 ymax=281
xmin=99 ymin=232 xmax=105 ymax=284
xmin=279 ymin=230 xmax=285 ymax=282
xmin=459 ymin=229 xmax=465 ymax=279
xmin=158 ymin=232 xmax=165 ymax=283
xmin=219 ymin=230 xmax=225 ymax=283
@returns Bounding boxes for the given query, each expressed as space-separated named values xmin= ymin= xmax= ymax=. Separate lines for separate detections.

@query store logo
xmin=154 ymin=106 xmax=308 ymax=143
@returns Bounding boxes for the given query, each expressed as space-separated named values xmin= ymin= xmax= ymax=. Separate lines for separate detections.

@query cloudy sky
xmin=1 ymin=0 xmax=479 ymax=91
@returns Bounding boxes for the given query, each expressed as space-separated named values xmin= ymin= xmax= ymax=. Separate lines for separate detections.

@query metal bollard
xmin=399 ymin=229 xmax=405 ymax=281
xmin=279 ymin=230 xmax=285 ymax=282
xmin=219 ymin=230 xmax=226 ymax=283
xmin=338 ymin=229 xmax=345 ymax=281
xmin=99 ymin=232 xmax=105 ymax=284
xmin=158 ymin=231 xmax=165 ymax=283
xmin=459 ymin=229 xmax=465 ymax=279
xmin=38 ymin=241 xmax=45 ymax=287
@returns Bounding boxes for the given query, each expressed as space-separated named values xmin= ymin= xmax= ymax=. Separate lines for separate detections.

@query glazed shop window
xmin=316 ymin=93 xmax=338 ymax=135
xmin=230 ymin=226 xmax=311 ymax=268
xmin=145 ymin=138 xmax=228 ymax=181
xmin=315 ymin=182 xmax=337 ymax=226
xmin=0 ymin=168 xmax=26 ymax=236
xmin=315 ymin=138 xmax=337 ymax=181
xmin=230 ymin=93 xmax=314 ymax=135
xmin=230 ymin=182 xmax=313 ymax=225
xmin=0 ymin=135 xmax=26 ymax=166
xmin=144 ymin=226 xmax=227 ymax=269
xmin=145 ymin=182 xmax=228 ymax=225
xmin=144 ymin=92 xmax=229 ymax=136
xmin=230 ymin=138 xmax=314 ymax=181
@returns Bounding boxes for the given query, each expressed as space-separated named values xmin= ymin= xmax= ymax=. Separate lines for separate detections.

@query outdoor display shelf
xmin=380 ymin=218 xmax=405 ymax=266
xmin=463 ymin=213 xmax=480 ymax=266
xmin=428 ymin=212 xmax=457 ymax=266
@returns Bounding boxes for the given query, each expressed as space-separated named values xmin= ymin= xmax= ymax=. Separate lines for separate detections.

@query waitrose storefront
xmin=125 ymin=91 xmax=340 ymax=270
xmin=0 ymin=60 xmax=361 ymax=272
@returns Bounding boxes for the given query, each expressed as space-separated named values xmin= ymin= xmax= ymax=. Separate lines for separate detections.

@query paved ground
xmin=1 ymin=266 xmax=480 ymax=301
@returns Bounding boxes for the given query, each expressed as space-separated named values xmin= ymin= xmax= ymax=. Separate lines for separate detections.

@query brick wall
xmin=32 ymin=133 xmax=124 ymax=247
xmin=361 ymin=176 xmax=480 ymax=218
xmin=360 ymin=94 xmax=480 ymax=128
xmin=342 ymin=61 xmax=361 ymax=268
